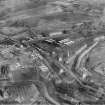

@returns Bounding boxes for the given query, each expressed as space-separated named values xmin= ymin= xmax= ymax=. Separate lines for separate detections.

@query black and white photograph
xmin=0 ymin=0 xmax=105 ymax=105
